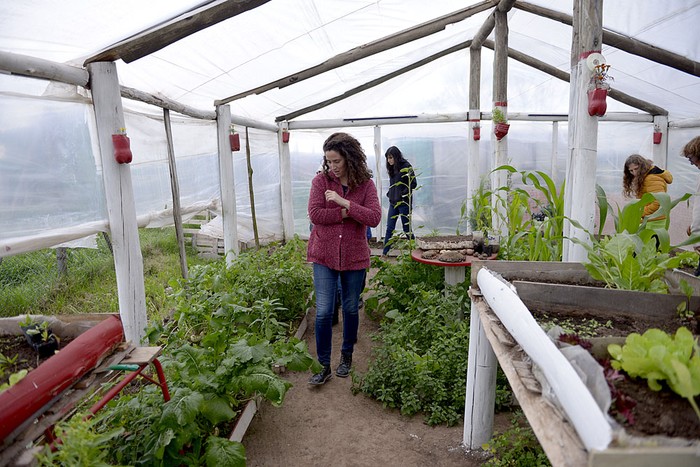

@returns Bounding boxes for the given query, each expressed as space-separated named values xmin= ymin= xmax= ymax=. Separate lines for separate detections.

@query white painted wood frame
xmin=87 ymin=62 xmax=147 ymax=344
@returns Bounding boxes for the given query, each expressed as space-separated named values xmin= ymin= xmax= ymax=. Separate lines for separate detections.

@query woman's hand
xmin=325 ymin=190 xmax=349 ymax=209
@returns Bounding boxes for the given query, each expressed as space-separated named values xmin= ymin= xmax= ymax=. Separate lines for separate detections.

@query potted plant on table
xmin=492 ymin=108 xmax=510 ymax=141
xmin=18 ymin=316 xmax=60 ymax=357
xmin=588 ymin=64 xmax=613 ymax=117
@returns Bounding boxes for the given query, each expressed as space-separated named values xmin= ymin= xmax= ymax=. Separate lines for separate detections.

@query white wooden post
xmin=279 ymin=121 xmax=295 ymax=241
xmin=466 ymin=47 xmax=482 ymax=235
xmin=373 ymin=125 xmax=384 ymax=241
xmin=88 ymin=62 xmax=147 ymax=344
xmin=490 ymin=10 xmax=509 ymax=241
xmin=563 ymin=0 xmax=604 ymax=262
xmin=651 ymin=115 xmax=669 ymax=168
xmin=463 ymin=295 xmax=497 ymax=449
xmin=216 ymin=105 xmax=239 ymax=265
xmin=551 ymin=121 xmax=559 ymax=184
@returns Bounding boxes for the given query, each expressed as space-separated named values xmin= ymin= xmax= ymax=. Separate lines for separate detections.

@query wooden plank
xmin=589 ymin=448 xmax=700 ymax=467
xmin=85 ymin=0 xmax=271 ymax=64
xmin=121 ymin=346 xmax=163 ymax=365
xmin=512 ymin=280 xmax=700 ymax=317
xmin=475 ymin=299 xmax=588 ymax=467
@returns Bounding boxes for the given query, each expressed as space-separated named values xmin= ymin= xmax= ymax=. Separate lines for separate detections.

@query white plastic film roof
xmin=2 ymin=0 xmax=700 ymax=254
xmin=2 ymin=0 xmax=699 ymax=122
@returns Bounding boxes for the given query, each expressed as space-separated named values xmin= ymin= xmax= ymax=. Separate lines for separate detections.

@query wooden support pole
xmin=373 ymin=126 xmax=384 ymax=241
xmin=88 ymin=62 xmax=147 ymax=344
xmin=491 ymin=8 xmax=510 ymax=241
xmin=163 ymin=109 xmax=188 ymax=280
xmin=245 ymin=126 xmax=260 ymax=248
xmin=467 ymin=46 xmax=482 ymax=235
xmin=278 ymin=122 xmax=294 ymax=241
xmin=463 ymin=293 xmax=497 ymax=449
xmin=652 ymin=115 xmax=669 ymax=168
xmin=216 ymin=105 xmax=239 ymax=265
xmin=563 ymin=0 xmax=604 ymax=262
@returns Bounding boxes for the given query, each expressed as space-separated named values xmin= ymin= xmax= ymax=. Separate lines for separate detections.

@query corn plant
xmin=489 ymin=165 xmax=566 ymax=261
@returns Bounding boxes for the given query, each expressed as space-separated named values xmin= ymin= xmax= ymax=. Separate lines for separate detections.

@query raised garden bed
xmin=466 ymin=261 xmax=700 ymax=467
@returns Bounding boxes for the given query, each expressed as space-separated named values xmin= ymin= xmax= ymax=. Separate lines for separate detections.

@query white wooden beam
xmin=87 ymin=61 xmax=147 ymax=344
xmin=216 ymin=105 xmax=239 ymax=265
xmin=278 ymin=121 xmax=294 ymax=241
xmin=563 ymin=0 xmax=603 ymax=262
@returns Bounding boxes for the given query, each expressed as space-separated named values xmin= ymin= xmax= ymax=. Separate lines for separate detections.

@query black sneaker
xmin=336 ymin=353 xmax=352 ymax=378
xmin=308 ymin=365 xmax=332 ymax=385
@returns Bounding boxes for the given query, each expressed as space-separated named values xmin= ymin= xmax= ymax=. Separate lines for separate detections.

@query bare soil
xmin=242 ymin=265 xmax=513 ymax=466
xmin=530 ymin=308 xmax=700 ymax=440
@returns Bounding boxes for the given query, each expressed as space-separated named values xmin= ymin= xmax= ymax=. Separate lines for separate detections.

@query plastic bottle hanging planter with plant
xmin=587 ymin=64 xmax=613 ymax=117
xmin=492 ymin=108 xmax=509 ymax=141
xmin=112 ymin=127 xmax=133 ymax=164
xmin=229 ymin=125 xmax=240 ymax=151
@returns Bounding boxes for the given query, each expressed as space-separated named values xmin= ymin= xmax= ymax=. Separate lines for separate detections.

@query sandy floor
xmin=242 ymin=267 xmax=510 ymax=466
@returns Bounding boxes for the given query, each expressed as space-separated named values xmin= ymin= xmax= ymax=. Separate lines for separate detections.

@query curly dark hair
xmin=322 ymin=132 xmax=373 ymax=190
xmin=622 ymin=154 xmax=653 ymax=198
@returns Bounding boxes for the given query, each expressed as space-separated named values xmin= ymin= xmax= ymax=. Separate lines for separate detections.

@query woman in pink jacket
xmin=307 ymin=132 xmax=381 ymax=385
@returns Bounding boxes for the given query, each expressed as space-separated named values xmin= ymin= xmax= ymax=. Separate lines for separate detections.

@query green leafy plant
xmin=608 ymin=327 xmax=700 ymax=422
xmin=36 ymin=412 xmax=125 ymax=467
xmin=73 ymin=238 xmax=317 ymax=466
xmin=574 ymin=187 xmax=700 ymax=293
xmin=489 ymin=165 xmax=566 ymax=262
xmin=482 ymin=411 xmax=550 ymax=466
xmin=676 ymin=280 xmax=696 ymax=320
xmin=492 ymin=108 xmax=507 ymax=124
xmin=359 ymin=255 xmax=485 ymax=426
xmin=458 ymin=176 xmax=492 ymax=235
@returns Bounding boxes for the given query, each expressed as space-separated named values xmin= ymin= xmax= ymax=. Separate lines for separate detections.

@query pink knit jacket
xmin=307 ymin=172 xmax=381 ymax=271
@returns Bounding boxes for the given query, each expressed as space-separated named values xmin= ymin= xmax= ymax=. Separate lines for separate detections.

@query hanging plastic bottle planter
xmin=587 ymin=88 xmax=608 ymax=117
xmin=229 ymin=125 xmax=240 ymax=151
xmin=587 ymin=63 xmax=613 ymax=117
xmin=473 ymin=125 xmax=481 ymax=141
xmin=112 ymin=128 xmax=132 ymax=164
xmin=282 ymin=130 xmax=290 ymax=143
xmin=492 ymin=108 xmax=509 ymax=141
xmin=653 ymin=125 xmax=662 ymax=144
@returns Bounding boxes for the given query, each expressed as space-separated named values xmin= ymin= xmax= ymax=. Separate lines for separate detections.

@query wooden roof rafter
xmin=84 ymin=0 xmax=271 ymax=65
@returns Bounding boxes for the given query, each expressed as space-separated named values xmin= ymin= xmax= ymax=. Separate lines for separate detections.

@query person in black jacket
xmin=382 ymin=146 xmax=417 ymax=256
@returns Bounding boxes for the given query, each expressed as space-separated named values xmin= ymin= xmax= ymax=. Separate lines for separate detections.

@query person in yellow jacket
xmin=622 ymin=154 xmax=673 ymax=221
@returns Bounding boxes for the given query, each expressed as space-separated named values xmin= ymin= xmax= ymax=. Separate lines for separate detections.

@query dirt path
xmin=242 ymin=268 xmax=509 ymax=466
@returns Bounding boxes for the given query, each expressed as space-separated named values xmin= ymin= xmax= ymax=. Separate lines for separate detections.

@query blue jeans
xmin=313 ymin=263 xmax=366 ymax=367
xmin=382 ymin=202 xmax=412 ymax=255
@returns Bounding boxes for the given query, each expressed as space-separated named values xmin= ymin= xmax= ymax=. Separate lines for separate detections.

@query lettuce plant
xmin=608 ymin=327 xmax=700 ymax=422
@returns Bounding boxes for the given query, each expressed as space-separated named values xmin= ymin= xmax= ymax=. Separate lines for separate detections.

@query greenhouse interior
xmin=1 ymin=0 xmax=700 ymax=466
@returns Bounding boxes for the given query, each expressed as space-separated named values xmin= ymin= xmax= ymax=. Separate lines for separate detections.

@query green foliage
xmin=36 ymin=412 xmax=124 ymax=467
xmin=0 ymin=228 xmax=212 ymax=319
xmin=491 ymin=166 xmax=565 ymax=262
xmin=492 ymin=108 xmax=507 ymax=124
xmin=575 ymin=187 xmax=700 ymax=293
xmin=482 ymin=411 xmax=551 ymax=466
xmin=89 ymin=237 xmax=316 ymax=466
xmin=358 ymin=255 xmax=474 ymax=426
xmin=608 ymin=327 xmax=700 ymax=422
xmin=459 ymin=176 xmax=492 ymax=235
